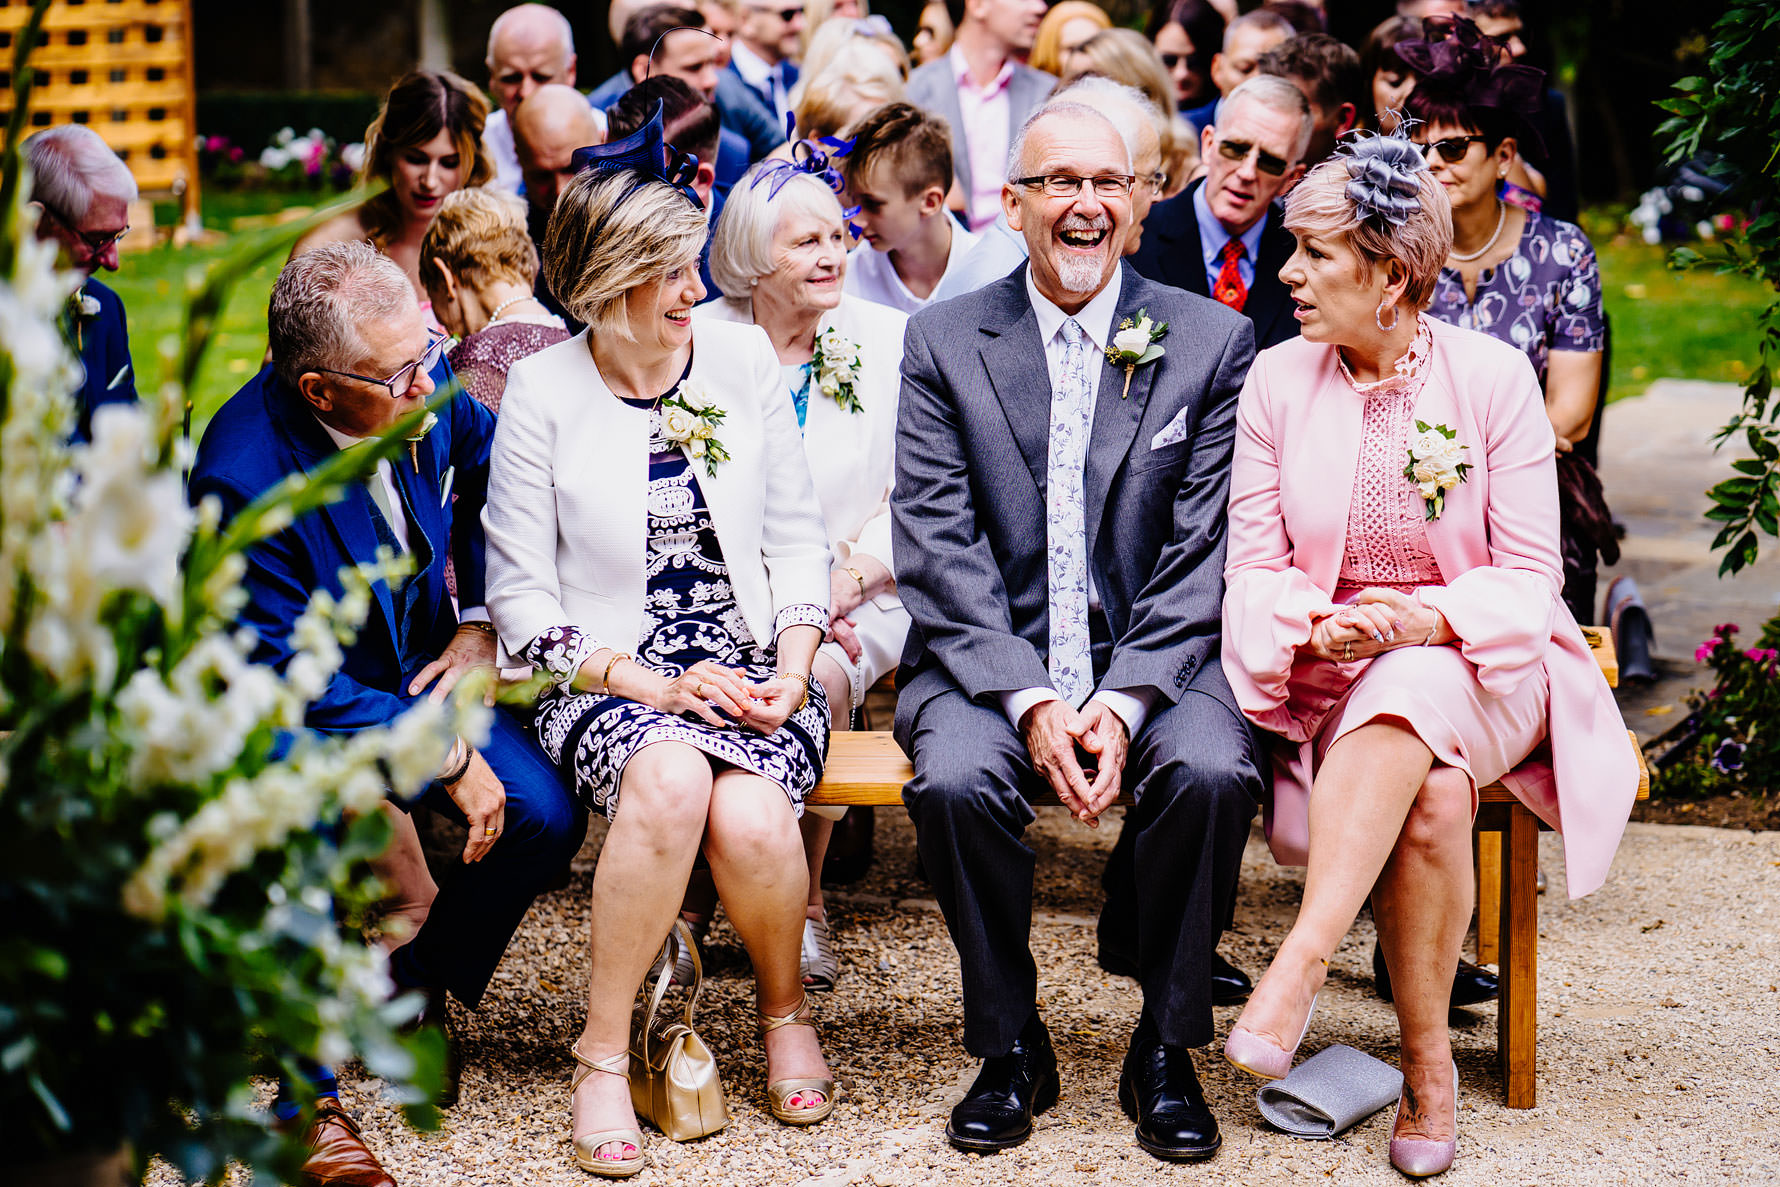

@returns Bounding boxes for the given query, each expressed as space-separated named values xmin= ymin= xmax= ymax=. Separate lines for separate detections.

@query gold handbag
xmin=628 ymin=919 xmax=730 ymax=1141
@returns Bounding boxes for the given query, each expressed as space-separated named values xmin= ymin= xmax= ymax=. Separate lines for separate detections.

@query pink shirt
xmin=951 ymin=46 xmax=1015 ymax=231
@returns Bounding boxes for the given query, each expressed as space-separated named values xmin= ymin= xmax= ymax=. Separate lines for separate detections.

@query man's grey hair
xmin=1220 ymin=74 xmax=1314 ymax=163
xmin=268 ymin=241 xmax=415 ymax=388
xmin=1223 ymin=8 xmax=1293 ymax=50
xmin=24 ymin=125 xmax=137 ymax=221
xmin=1006 ymin=100 xmax=1134 ymax=186
xmin=1055 ymin=76 xmax=1164 ymax=163
xmin=486 ymin=2 xmax=575 ymax=69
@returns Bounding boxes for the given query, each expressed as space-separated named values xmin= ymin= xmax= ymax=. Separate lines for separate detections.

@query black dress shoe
xmin=1372 ymin=941 xmax=1499 ymax=1007
xmin=403 ymin=986 xmax=461 ymax=1108
xmin=1118 ymin=1027 xmax=1221 ymax=1162
xmin=1210 ymin=950 xmax=1252 ymax=1005
xmin=946 ymin=1017 xmax=1059 ymax=1153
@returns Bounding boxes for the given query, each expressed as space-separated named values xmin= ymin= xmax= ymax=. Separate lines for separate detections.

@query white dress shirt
xmin=843 ymin=222 xmax=981 ymax=314
xmin=482 ymin=109 xmax=522 ymax=195
xmin=998 ymin=268 xmax=1155 ymax=738
xmin=314 ymin=415 xmax=487 ymax=621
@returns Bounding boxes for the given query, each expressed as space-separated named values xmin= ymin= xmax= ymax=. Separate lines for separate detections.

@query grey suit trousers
xmin=901 ymin=670 xmax=1260 ymax=1056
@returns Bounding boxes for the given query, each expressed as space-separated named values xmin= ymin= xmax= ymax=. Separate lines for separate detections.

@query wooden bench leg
xmin=1497 ymin=804 xmax=1538 ymax=1108
xmin=1476 ymin=829 xmax=1501 ymax=967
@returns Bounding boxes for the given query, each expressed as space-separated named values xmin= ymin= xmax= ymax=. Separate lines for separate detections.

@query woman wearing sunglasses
xmin=1218 ymin=129 xmax=1637 ymax=1179
xmin=1397 ymin=23 xmax=1612 ymax=629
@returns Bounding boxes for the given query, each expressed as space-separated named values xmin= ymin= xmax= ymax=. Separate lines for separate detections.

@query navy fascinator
xmin=749 ymin=113 xmax=864 ymax=234
xmin=1337 ymin=127 xmax=1428 ymax=230
xmin=569 ymin=101 xmax=704 ymax=211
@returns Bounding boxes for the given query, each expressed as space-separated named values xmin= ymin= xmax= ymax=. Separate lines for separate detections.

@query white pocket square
xmin=1149 ymin=407 xmax=1192 ymax=450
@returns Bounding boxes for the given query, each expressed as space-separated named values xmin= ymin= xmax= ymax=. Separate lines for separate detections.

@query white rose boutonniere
xmin=1102 ymin=307 xmax=1168 ymax=399
xmin=811 ymin=327 xmax=864 ymax=414
xmin=1403 ymin=420 xmax=1472 ymax=521
xmin=661 ymin=379 xmax=731 ymax=475
xmin=70 ymin=289 xmax=102 ymax=320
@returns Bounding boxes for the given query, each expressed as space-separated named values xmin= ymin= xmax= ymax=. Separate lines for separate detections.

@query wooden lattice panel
xmin=0 ymin=0 xmax=201 ymax=221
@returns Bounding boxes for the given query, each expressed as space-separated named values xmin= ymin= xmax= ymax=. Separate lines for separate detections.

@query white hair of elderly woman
xmin=268 ymin=241 xmax=416 ymax=388
xmin=24 ymin=125 xmax=138 ymax=221
xmin=709 ymin=166 xmax=847 ymax=295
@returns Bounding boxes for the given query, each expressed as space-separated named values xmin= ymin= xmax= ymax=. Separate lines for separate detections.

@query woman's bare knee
xmin=618 ymin=744 xmax=714 ymax=836
xmin=1398 ymin=766 xmax=1473 ymax=858
xmin=813 ymin=653 xmax=851 ymax=731
xmin=706 ymin=776 xmax=801 ymax=868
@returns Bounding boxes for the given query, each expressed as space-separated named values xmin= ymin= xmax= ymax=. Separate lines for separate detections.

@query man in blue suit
xmin=189 ymin=242 xmax=582 ymax=1187
xmin=26 ymin=125 xmax=138 ymax=444
xmin=585 ymin=5 xmax=782 ymax=196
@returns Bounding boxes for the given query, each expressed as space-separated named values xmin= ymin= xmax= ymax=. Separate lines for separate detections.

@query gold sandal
xmin=570 ymin=1045 xmax=647 ymax=1178
xmin=758 ymin=995 xmax=836 ymax=1126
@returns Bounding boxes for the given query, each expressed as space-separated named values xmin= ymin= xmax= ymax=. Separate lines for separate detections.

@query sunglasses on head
xmin=1417 ymin=135 xmax=1488 ymax=163
xmin=1215 ymin=136 xmax=1290 ymax=177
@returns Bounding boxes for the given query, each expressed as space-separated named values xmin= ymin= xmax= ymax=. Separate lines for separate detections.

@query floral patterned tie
xmin=1046 ymin=318 xmax=1095 ymax=705
xmin=1214 ymin=238 xmax=1248 ymax=311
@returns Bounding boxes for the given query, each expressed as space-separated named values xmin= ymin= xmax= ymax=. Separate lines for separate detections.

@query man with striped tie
xmin=1129 ymin=75 xmax=1310 ymax=352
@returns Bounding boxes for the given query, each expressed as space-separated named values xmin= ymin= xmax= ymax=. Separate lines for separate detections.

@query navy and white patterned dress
xmin=521 ymin=390 xmax=830 ymax=820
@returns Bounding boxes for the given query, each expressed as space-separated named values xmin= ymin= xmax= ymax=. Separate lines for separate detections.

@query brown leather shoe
xmin=298 ymin=1097 xmax=396 ymax=1187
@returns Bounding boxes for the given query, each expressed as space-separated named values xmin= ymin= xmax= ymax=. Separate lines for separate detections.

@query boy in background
xmin=843 ymin=103 xmax=980 ymax=313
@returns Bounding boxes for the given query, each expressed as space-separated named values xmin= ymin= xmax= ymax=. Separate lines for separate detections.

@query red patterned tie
xmin=1213 ymin=238 xmax=1248 ymax=311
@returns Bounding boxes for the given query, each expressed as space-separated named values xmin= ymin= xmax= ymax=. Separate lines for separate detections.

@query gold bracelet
xmin=843 ymin=565 xmax=867 ymax=600
xmin=781 ymin=672 xmax=811 ymax=712
xmin=600 ymin=651 xmax=633 ymax=692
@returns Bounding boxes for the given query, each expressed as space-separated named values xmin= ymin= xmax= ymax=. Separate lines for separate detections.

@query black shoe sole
xmin=944 ymin=1072 xmax=1060 ymax=1153
xmin=1116 ymin=1077 xmax=1222 ymax=1162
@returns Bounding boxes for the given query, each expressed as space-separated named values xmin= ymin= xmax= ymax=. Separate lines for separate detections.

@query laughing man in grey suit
xmin=892 ymin=99 xmax=1264 ymax=1162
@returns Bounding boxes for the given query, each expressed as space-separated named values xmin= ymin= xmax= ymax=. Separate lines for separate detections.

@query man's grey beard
xmin=1056 ymin=251 xmax=1107 ymax=294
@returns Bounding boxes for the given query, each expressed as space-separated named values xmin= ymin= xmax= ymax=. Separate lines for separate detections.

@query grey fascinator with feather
xmin=1339 ymin=126 xmax=1427 ymax=230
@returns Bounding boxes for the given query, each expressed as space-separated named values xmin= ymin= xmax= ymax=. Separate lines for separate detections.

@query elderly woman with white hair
xmin=1218 ymin=131 xmax=1638 ymax=1178
xmin=483 ymin=124 xmax=837 ymax=1178
xmin=694 ymin=149 xmax=909 ymax=992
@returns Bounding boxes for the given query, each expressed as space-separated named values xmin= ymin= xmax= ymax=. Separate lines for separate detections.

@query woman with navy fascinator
xmin=1215 ymin=127 xmax=1638 ymax=1177
xmin=483 ymin=109 xmax=837 ymax=1178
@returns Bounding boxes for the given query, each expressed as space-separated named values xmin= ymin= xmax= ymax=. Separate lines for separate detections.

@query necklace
xmin=1449 ymin=201 xmax=1507 ymax=263
xmin=483 ymin=293 xmax=539 ymax=325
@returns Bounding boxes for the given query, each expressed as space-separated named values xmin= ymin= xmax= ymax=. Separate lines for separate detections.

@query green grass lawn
xmin=105 ymin=198 xmax=1770 ymax=442
xmin=1583 ymin=209 xmax=1769 ymax=404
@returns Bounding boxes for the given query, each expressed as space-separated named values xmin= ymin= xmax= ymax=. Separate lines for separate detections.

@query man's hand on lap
xmin=410 ymin=622 xmax=499 ymax=705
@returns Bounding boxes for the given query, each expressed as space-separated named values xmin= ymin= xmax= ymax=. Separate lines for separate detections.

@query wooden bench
xmin=805 ymin=627 xmax=1649 ymax=1109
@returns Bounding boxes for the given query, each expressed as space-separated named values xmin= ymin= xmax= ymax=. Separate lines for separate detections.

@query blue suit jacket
xmin=187 ymin=360 xmax=494 ymax=735
xmin=70 ymin=276 xmax=137 ymax=442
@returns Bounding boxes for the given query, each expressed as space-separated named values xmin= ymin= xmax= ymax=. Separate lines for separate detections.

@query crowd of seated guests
xmin=27 ymin=2 xmax=1634 ymax=1183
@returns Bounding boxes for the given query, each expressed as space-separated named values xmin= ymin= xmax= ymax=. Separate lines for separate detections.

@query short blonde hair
xmin=709 ymin=167 xmax=846 ymax=295
xmin=1062 ymin=28 xmax=1180 ymax=122
xmin=420 ymin=188 xmax=539 ymax=292
xmin=1283 ymin=156 xmax=1452 ymax=308
xmin=790 ymin=41 xmax=904 ymax=141
xmin=542 ymin=173 xmax=708 ymax=337
xmin=1031 ymin=1 xmax=1113 ymax=76
xmin=800 ymin=12 xmax=906 ymax=81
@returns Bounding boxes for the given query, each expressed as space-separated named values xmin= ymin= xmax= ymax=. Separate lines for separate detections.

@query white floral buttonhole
xmin=1403 ymin=420 xmax=1472 ymax=521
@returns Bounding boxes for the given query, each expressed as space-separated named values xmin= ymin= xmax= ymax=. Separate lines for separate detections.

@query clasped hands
xmin=656 ymin=658 xmax=804 ymax=734
xmin=1307 ymin=587 xmax=1448 ymax=664
xmin=1020 ymin=698 xmax=1129 ymax=829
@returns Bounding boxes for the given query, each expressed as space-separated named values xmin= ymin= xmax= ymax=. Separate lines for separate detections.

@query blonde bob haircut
xmin=420 ymin=187 xmax=540 ymax=291
xmin=542 ymin=172 xmax=709 ymax=337
xmin=790 ymin=43 xmax=905 ymax=142
xmin=1283 ymin=155 xmax=1452 ymax=309
xmin=709 ymin=167 xmax=846 ymax=296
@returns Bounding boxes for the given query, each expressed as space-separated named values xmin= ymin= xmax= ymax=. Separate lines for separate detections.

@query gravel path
xmin=154 ymin=809 xmax=1778 ymax=1186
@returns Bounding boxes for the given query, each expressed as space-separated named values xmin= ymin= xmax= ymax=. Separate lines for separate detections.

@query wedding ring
xmin=1343 ymin=641 xmax=1354 ymax=662
xmin=484 ymin=827 xmax=498 ymax=836
xmin=698 ymin=681 xmax=709 ymax=697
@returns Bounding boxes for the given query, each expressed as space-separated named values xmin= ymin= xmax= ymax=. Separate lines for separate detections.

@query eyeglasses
xmin=317 ymin=331 xmax=448 ymax=400
xmin=1214 ymin=137 xmax=1291 ymax=177
xmin=746 ymin=4 xmax=803 ymax=21
xmin=1013 ymin=173 xmax=1137 ymax=199
xmin=1147 ymin=170 xmax=1170 ymax=195
xmin=1416 ymin=135 xmax=1488 ymax=163
xmin=42 ymin=203 xmax=129 ymax=252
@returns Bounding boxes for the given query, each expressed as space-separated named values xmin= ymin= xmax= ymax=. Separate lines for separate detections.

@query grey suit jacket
xmin=891 ymin=262 xmax=1255 ymax=741
xmin=904 ymin=58 xmax=1056 ymax=205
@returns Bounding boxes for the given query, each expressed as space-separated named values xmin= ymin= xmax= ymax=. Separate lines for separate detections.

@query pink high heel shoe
xmin=1223 ymin=993 xmax=1318 ymax=1080
xmin=1389 ymin=1059 xmax=1458 ymax=1178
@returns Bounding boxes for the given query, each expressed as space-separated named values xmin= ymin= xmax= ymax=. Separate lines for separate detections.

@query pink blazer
xmin=1221 ymin=317 xmax=1637 ymax=899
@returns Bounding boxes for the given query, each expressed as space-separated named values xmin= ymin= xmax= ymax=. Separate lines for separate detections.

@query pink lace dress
xmin=1270 ymin=320 xmax=1548 ymax=822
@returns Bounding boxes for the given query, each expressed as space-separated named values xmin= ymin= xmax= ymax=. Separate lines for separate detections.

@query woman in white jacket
xmin=485 ymin=156 xmax=836 ymax=1177
xmin=694 ymin=154 xmax=911 ymax=991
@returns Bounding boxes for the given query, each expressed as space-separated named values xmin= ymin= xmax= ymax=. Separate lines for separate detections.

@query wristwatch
xmin=843 ymin=565 xmax=867 ymax=600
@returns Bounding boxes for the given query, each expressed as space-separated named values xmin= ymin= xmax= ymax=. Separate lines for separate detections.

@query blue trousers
xmin=389 ymin=703 xmax=585 ymax=1008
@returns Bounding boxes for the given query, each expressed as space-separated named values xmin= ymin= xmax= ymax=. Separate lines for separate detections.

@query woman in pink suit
xmin=1217 ymin=132 xmax=1638 ymax=1179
